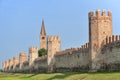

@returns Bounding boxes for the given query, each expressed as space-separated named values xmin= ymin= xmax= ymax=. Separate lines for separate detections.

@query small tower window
xmin=42 ymin=37 xmax=45 ymax=39
xmin=103 ymin=32 xmax=106 ymax=34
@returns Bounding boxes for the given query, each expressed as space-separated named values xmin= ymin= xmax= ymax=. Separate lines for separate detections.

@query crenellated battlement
xmin=81 ymin=43 xmax=89 ymax=49
xmin=55 ymin=42 xmax=89 ymax=57
xmin=29 ymin=46 xmax=38 ymax=53
xmin=104 ymin=35 xmax=120 ymax=44
xmin=47 ymin=36 xmax=60 ymax=42
xmin=89 ymin=10 xmax=112 ymax=18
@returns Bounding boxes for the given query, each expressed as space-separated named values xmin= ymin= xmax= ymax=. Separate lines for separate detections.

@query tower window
xmin=42 ymin=37 xmax=45 ymax=39
xmin=103 ymin=32 xmax=106 ymax=34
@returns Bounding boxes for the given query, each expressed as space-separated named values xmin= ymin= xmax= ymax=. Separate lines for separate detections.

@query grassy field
xmin=0 ymin=72 xmax=120 ymax=80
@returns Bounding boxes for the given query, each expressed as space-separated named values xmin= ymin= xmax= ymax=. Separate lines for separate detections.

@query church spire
xmin=40 ymin=19 xmax=46 ymax=35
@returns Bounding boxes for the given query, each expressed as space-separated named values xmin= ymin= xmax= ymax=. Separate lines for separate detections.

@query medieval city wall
xmin=53 ymin=43 xmax=90 ymax=72
xmin=3 ymin=36 xmax=120 ymax=72
xmin=34 ymin=55 xmax=48 ymax=72
xmin=3 ymin=10 xmax=120 ymax=73
xmin=19 ymin=43 xmax=90 ymax=73
xmin=14 ymin=64 xmax=19 ymax=72
xmin=22 ymin=61 xmax=29 ymax=72
xmin=96 ymin=35 xmax=120 ymax=71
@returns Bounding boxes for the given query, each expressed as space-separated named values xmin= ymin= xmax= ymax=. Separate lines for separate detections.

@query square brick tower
xmin=13 ymin=56 xmax=19 ymax=72
xmin=19 ymin=52 xmax=27 ymax=71
xmin=29 ymin=47 xmax=38 ymax=67
xmin=47 ymin=36 xmax=61 ymax=72
xmin=89 ymin=10 xmax=112 ymax=70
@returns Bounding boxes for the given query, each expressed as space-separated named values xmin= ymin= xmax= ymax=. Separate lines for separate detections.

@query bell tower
xmin=40 ymin=19 xmax=47 ymax=50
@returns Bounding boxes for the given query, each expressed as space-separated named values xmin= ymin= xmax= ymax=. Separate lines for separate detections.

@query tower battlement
xmin=19 ymin=52 xmax=26 ymax=57
xmin=29 ymin=46 xmax=38 ymax=53
xmin=13 ymin=56 xmax=19 ymax=60
xmin=89 ymin=10 xmax=112 ymax=17
xmin=47 ymin=36 xmax=60 ymax=42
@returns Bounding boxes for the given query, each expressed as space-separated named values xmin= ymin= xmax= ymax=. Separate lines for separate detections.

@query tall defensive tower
xmin=19 ymin=52 xmax=27 ymax=70
xmin=13 ymin=56 xmax=19 ymax=71
xmin=29 ymin=46 xmax=38 ymax=67
xmin=8 ymin=59 xmax=13 ymax=72
xmin=89 ymin=10 xmax=112 ymax=70
xmin=47 ymin=36 xmax=61 ymax=72
xmin=40 ymin=20 xmax=47 ymax=50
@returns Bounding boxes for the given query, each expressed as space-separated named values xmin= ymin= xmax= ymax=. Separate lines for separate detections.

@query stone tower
xmin=4 ymin=62 xmax=6 ymax=71
xmin=2 ymin=62 xmax=5 ymax=72
xmin=4 ymin=61 xmax=6 ymax=71
xmin=6 ymin=60 xmax=9 ymax=71
xmin=8 ymin=59 xmax=13 ymax=72
xmin=19 ymin=52 xmax=27 ymax=70
xmin=47 ymin=36 xmax=61 ymax=72
xmin=40 ymin=20 xmax=47 ymax=50
xmin=13 ymin=56 xmax=19 ymax=71
xmin=29 ymin=46 xmax=38 ymax=67
xmin=89 ymin=10 xmax=112 ymax=70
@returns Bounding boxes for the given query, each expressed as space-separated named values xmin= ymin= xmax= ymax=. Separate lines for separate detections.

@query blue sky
xmin=0 ymin=0 xmax=120 ymax=68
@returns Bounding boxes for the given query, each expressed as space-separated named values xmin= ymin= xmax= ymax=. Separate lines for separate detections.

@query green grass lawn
xmin=0 ymin=72 xmax=120 ymax=80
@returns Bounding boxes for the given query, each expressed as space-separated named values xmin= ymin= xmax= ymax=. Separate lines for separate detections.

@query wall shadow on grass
xmin=46 ymin=71 xmax=120 ymax=80
xmin=46 ymin=72 xmax=87 ymax=80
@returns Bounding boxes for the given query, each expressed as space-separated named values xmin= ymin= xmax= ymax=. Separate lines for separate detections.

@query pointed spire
xmin=40 ymin=19 xmax=46 ymax=35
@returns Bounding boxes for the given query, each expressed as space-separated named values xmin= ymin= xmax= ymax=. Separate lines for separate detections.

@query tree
xmin=38 ymin=48 xmax=47 ymax=57
xmin=0 ymin=69 xmax=3 ymax=72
